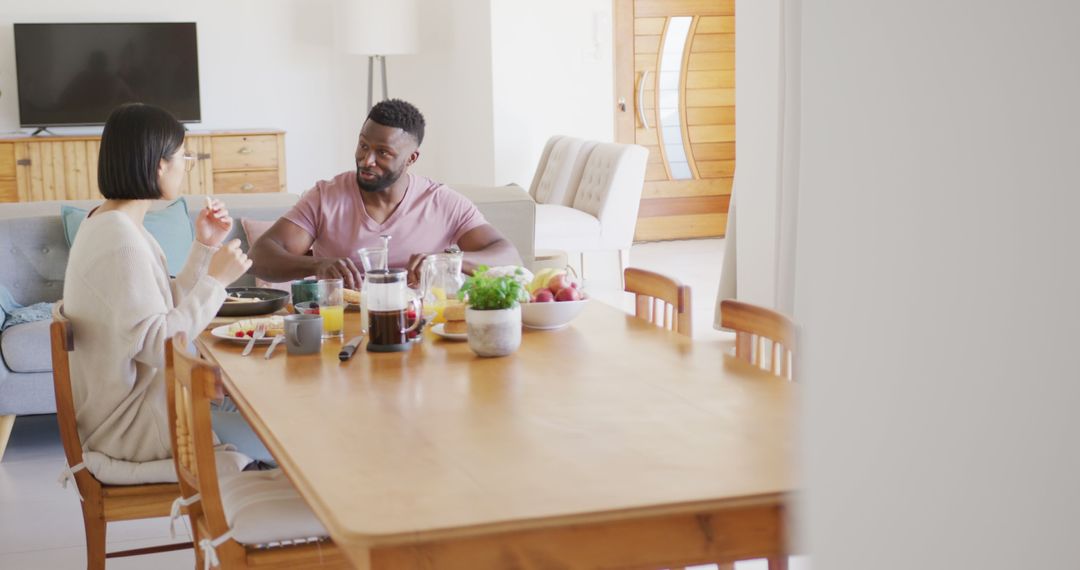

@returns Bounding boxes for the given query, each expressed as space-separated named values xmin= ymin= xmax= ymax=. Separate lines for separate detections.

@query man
xmin=250 ymin=99 xmax=520 ymax=289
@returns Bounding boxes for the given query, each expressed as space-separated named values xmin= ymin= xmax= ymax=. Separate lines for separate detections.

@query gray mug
xmin=284 ymin=314 xmax=322 ymax=355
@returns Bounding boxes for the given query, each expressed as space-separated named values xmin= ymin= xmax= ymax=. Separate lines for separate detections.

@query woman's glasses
xmin=182 ymin=152 xmax=197 ymax=172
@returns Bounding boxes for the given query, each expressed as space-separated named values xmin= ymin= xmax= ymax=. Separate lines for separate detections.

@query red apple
xmin=547 ymin=273 xmax=573 ymax=294
xmin=555 ymin=287 xmax=581 ymax=302
xmin=533 ymin=289 xmax=555 ymax=302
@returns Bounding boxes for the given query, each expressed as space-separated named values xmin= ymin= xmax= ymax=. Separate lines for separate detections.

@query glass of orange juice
xmin=317 ymin=278 xmax=345 ymax=339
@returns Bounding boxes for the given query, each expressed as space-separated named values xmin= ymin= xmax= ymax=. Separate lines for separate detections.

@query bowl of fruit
xmin=521 ymin=268 xmax=588 ymax=330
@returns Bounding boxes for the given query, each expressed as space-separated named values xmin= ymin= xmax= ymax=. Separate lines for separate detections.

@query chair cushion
xmin=61 ymin=197 xmax=195 ymax=276
xmin=84 ymin=448 xmax=253 ymax=485
xmin=527 ymin=136 xmax=563 ymax=200
xmin=219 ymin=469 xmax=328 ymax=545
xmin=0 ymin=320 xmax=52 ymax=373
xmin=572 ymin=144 xmax=631 ymax=217
xmin=534 ymin=138 xmax=596 ymax=207
xmin=534 ymin=204 xmax=602 ymax=252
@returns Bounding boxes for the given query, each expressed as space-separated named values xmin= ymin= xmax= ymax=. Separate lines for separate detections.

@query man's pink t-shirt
xmin=283 ymin=171 xmax=487 ymax=269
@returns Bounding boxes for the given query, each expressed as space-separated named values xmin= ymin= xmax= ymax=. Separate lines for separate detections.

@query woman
xmin=63 ymin=103 xmax=260 ymax=464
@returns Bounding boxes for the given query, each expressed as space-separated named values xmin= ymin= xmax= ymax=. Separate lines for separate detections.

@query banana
xmin=527 ymin=269 xmax=553 ymax=293
xmin=528 ymin=268 xmax=564 ymax=294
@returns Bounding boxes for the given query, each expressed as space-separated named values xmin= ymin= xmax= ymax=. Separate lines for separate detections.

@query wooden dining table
xmin=196 ymin=301 xmax=795 ymax=569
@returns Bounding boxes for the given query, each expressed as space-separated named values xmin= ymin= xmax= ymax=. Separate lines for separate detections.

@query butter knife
xmin=263 ymin=334 xmax=285 ymax=360
xmin=339 ymin=334 xmax=366 ymax=361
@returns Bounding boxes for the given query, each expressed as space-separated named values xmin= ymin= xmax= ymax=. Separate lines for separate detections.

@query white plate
xmin=210 ymin=325 xmax=276 ymax=344
xmin=431 ymin=323 xmax=467 ymax=341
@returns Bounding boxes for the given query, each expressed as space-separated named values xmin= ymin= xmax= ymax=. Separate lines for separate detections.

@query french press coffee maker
xmin=365 ymin=269 xmax=422 ymax=352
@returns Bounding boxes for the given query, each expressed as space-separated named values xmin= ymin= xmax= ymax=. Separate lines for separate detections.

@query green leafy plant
xmin=458 ymin=265 xmax=528 ymax=310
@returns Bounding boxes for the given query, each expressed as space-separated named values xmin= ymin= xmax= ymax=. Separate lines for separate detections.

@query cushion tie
xmin=57 ymin=462 xmax=87 ymax=501
xmin=169 ymin=493 xmax=201 ymax=538
xmin=199 ymin=529 xmax=234 ymax=570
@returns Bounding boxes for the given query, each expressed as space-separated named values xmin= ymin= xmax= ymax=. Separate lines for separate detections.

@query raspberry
xmin=234 ymin=332 xmax=244 ymax=338
xmin=246 ymin=330 xmax=254 ymax=337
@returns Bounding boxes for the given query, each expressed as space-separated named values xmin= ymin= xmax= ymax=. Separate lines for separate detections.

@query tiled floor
xmin=577 ymin=238 xmax=732 ymax=344
xmin=0 ymin=414 xmax=196 ymax=568
xmin=0 ymin=238 xmax=806 ymax=569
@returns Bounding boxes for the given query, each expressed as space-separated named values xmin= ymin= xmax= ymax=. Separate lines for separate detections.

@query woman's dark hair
xmin=97 ymin=103 xmax=186 ymax=200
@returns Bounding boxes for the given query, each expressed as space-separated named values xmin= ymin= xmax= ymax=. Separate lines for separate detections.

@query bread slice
xmin=443 ymin=320 xmax=468 ymax=335
xmin=442 ymin=301 xmax=466 ymax=321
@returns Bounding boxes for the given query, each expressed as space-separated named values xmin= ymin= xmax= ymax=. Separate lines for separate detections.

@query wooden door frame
xmin=613 ymin=0 xmax=637 ymax=145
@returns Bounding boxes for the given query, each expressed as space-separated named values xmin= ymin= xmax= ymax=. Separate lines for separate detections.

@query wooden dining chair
xmin=624 ymin=267 xmax=693 ymax=336
xmin=50 ymin=302 xmax=192 ymax=570
xmin=716 ymin=301 xmax=798 ymax=570
xmin=720 ymin=299 xmax=799 ymax=381
xmin=165 ymin=332 xmax=349 ymax=569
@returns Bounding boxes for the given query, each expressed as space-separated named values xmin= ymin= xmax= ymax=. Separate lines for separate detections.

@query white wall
xmin=733 ymin=0 xmax=782 ymax=307
xmin=490 ymin=0 xmax=614 ymax=187
xmin=390 ymin=0 xmax=496 ymax=186
xmin=796 ymin=0 xmax=1080 ymax=567
xmin=330 ymin=0 xmax=496 ymax=186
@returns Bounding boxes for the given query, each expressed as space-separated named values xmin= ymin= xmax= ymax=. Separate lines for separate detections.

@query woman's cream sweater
xmin=63 ymin=210 xmax=227 ymax=462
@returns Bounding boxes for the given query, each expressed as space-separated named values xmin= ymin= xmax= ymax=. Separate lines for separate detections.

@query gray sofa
xmin=0 ymin=193 xmax=303 ymax=422
xmin=0 ymin=185 xmax=534 ymax=455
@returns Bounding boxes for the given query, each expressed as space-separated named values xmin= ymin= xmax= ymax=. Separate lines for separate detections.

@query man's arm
xmin=458 ymin=224 xmax=521 ymax=273
xmin=249 ymin=218 xmax=364 ymax=289
xmin=405 ymin=224 xmax=521 ymax=287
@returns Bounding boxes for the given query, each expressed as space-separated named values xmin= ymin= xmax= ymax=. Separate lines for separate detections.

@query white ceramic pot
xmin=465 ymin=305 xmax=522 ymax=357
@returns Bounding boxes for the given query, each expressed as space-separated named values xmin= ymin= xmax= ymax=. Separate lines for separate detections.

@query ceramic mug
xmin=290 ymin=279 xmax=319 ymax=306
xmin=284 ymin=314 xmax=322 ymax=355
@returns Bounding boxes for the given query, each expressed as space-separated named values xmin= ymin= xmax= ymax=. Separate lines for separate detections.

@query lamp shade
xmin=337 ymin=0 xmax=420 ymax=55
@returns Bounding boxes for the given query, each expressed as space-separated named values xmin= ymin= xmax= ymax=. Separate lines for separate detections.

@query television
xmin=13 ymin=22 xmax=201 ymax=128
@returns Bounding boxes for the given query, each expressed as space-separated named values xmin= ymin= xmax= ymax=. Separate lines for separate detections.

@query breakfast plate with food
xmin=431 ymin=323 xmax=467 ymax=341
xmin=210 ymin=316 xmax=285 ymax=343
xmin=431 ymin=300 xmax=467 ymax=340
xmin=342 ymin=287 xmax=362 ymax=311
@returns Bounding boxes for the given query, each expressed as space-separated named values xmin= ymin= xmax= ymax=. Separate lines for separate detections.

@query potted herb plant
xmin=458 ymin=266 xmax=529 ymax=357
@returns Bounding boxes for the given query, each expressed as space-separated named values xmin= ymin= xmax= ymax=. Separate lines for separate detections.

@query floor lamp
xmin=338 ymin=0 xmax=420 ymax=113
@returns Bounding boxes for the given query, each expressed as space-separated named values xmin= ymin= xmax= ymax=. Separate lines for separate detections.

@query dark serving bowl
xmin=217 ymin=287 xmax=289 ymax=317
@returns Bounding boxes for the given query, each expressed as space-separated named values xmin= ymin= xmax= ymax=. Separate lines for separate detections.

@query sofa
xmin=0 ymin=185 xmax=534 ymax=459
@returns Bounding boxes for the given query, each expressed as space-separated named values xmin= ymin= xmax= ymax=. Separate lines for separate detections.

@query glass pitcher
xmin=356 ymin=246 xmax=388 ymax=274
xmin=420 ymin=251 xmax=465 ymax=324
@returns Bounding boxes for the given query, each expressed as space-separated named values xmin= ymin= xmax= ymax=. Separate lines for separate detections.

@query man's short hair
xmin=98 ymin=103 xmax=185 ymax=200
xmin=367 ymin=99 xmax=425 ymax=146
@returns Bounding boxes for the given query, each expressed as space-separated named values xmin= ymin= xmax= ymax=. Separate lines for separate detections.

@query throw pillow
xmin=61 ymin=198 xmax=194 ymax=276
xmin=240 ymin=218 xmax=290 ymax=292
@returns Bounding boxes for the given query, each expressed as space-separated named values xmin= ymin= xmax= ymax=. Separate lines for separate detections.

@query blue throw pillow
xmin=61 ymin=198 xmax=195 ymax=276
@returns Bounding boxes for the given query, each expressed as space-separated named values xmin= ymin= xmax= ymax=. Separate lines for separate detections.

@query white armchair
xmin=530 ymin=136 xmax=649 ymax=278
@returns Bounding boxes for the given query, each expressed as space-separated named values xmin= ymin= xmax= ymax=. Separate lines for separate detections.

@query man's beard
xmin=356 ymin=167 xmax=404 ymax=193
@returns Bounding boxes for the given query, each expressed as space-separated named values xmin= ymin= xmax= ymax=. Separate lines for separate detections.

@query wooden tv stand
xmin=0 ymin=129 xmax=286 ymax=202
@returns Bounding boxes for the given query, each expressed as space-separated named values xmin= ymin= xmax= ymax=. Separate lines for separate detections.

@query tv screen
xmin=13 ymin=22 xmax=201 ymax=127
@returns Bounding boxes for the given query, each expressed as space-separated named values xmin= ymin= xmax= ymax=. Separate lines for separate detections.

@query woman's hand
xmin=208 ymin=239 xmax=253 ymax=286
xmin=196 ymin=197 xmax=233 ymax=247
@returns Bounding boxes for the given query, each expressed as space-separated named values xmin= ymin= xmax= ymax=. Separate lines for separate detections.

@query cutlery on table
xmin=264 ymin=334 xmax=285 ymax=360
xmin=242 ymin=323 xmax=267 ymax=357
xmin=339 ymin=334 xmax=366 ymax=361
